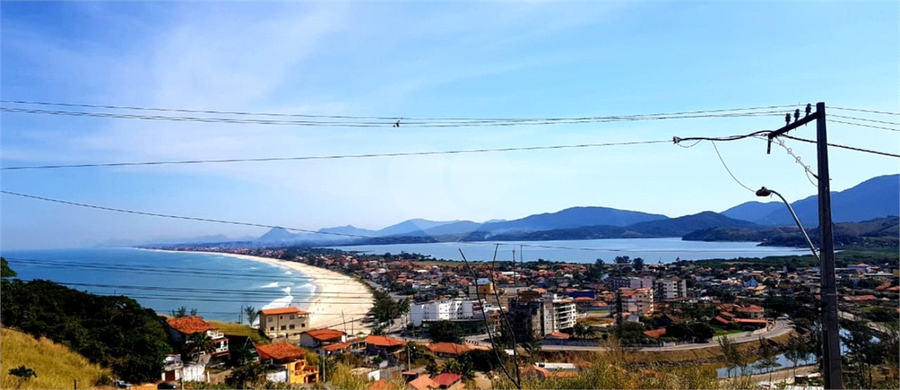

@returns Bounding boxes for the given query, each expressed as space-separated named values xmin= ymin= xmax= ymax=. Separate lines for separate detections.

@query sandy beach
xmin=152 ymin=249 xmax=374 ymax=334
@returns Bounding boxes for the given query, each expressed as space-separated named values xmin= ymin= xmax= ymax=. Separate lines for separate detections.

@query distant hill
xmin=257 ymin=227 xmax=300 ymax=242
xmin=376 ymin=219 xmax=461 ymax=236
xmin=726 ymin=174 xmax=899 ymax=226
xmin=684 ymin=216 xmax=899 ymax=248
xmin=0 ymin=328 xmax=110 ymax=390
xmin=316 ymin=225 xmax=377 ymax=238
xmin=477 ymin=206 xmax=668 ymax=233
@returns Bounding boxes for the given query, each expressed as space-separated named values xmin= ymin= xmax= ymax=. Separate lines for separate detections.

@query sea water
xmin=2 ymin=248 xmax=317 ymax=323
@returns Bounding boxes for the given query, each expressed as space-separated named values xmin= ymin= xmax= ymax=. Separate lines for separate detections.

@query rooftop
xmin=260 ymin=306 xmax=309 ymax=316
xmin=166 ymin=316 xmax=216 ymax=334
xmin=303 ymin=328 xmax=346 ymax=341
xmin=256 ymin=342 xmax=307 ymax=362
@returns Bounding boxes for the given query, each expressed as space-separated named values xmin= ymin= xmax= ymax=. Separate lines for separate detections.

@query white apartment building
xmin=620 ymin=287 xmax=655 ymax=316
xmin=654 ymin=278 xmax=688 ymax=301
xmin=551 ymin=297 xmax=577 ymax=330
xmin=409 ymin=298 xmax=484 ymax=326
xmin=607 ymin=276 xmax=655 ymax=290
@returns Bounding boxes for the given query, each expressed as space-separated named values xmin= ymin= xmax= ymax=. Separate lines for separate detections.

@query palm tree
xmin=244 ymin=305 xmax=259 ymax=327
xmin=183 ymin=332 xmax=216 ymax=362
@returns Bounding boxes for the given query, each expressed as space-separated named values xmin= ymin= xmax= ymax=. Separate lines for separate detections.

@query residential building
xmin=256 ymin=342 xmax=318 ymax=384
xmin=507 ymin=289 xmax=577 ymax=341
xmin=618 ymin=287 xmax=654 ymax=316
xmin=432 ymin=373 xmax=464 ymax=390
xmin=426 ymin=342 xmax=471 ymax=358
xmin=164 ymin=316 xmax=229 ymax=360
xmin=607 ymin=276 xmax=655 ymax=290
xmin=654 ymin=278 xmax=688 ymax=301
xmin=409 ymin=298 xmax=484 ymax=326
xmin=299 ymin=328 xmax=347 ymax=352
xmin=365 ymin=335 xmax=407 ymax=362
xmin=259 ymin=307 xmax=309 ymax=340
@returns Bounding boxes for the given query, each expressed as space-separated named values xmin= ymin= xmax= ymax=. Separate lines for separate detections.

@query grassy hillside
xmin=208 ymin=320 xmax=269 ymax=344
xmin=0 ymin=327 xmax=111 ymax=389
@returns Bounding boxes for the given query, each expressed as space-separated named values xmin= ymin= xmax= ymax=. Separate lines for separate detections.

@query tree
xmin=170 ymin=306 xmax=188 ymax=318
xmin=8 ymin=365 xmax=36 ymax=390
xmin=688 ymin=322 xmax=715 ymax=342
xmin=183 ymin=332 xmax=216 ymax=362
xmin=784 ymin=334 xmax=808 ymax=378
xmin=755 ymin=337 xmax=780 ymax=379
xmin=717 ymin=335 xmax=745 ymax=377
xmin=572 ymin=323 xmax=593 ymax=339
xmin=244 ymin=306 xmax=259 ymax=326
xmin=226 ymin=362 xmax=269 ymax=389
xmin=632 ymin=257 xmax=645 ymax=272
xmin=428 ymin=320 xmax=463 ymax=343
xmin=425 ymin=360 xmax=440 ymax=377
xmin=1 ymin=257 xmax=17 ymax=278
xmin=614 ymin=256 xmax=631 ymax=264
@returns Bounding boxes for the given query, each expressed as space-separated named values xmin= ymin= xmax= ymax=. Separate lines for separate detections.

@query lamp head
xmin=756 ymin=187 xmax=772 ymax=197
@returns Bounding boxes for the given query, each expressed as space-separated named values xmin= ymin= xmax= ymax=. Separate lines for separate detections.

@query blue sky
xmin=2 ymin=1 xmax=898 ymax=249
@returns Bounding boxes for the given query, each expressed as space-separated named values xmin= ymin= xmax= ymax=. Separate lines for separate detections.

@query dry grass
xmin=0 ymin=327 xmax=110 ymax=390
xmin=208 ymin=320 xmax=269 ymax=344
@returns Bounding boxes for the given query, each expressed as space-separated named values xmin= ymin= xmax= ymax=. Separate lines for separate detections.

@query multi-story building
xmin=606 ymin=276 xmax=655 ymax=291
xmin=409 ymin=298 xmax=484 ymax=326
xmin=618 ymin=287 xmax=655 ymax=316
xmin=654 ymin=278 xmax=688 ymax=301
xmin=259 ymin=307 xmax=310 ymax=340
xmin=507 ymin=289 xmax=577 ymax=342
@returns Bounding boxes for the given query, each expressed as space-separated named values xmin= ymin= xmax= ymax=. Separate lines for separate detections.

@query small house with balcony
xmin=165 ymin=316 xmax=229 ymax=361
xmin=256 ymin=342 xmax=319 ymax=384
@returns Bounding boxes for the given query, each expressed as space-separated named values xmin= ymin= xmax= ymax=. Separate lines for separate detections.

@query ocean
xmin=331 ymin=237 xmax=808 ymax=263
xmin=2 ymin=248 xmax=317 ymax=323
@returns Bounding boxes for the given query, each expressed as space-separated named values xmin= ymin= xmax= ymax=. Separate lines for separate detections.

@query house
xmin=259 ymin=307 xmax=310 ymax=340
xmin=407 ymin=375 xmax=439 ymax=390
xmin=426 ymin=342 xmax=471 ymax=358
xmin=299 ymin=328 xmax=347 ymax=352
xmin=431 ymin=372 xmax=464 ymax=389
xmin=366 ymin=335 xmax=407 ymax=361
xmin=161 ymin=354 xmax=209 ymax=383
xmin=529 ymin=362 xmax=579 ymax=379
xmin=164 ymin=316 xmax=229 ymax=360
xmin=256 ymin=342 xmax=318 ymax=384
xmin=369 ymin=379 xmax=395 ymax=390
xmin=323 ymin=337 xmax=367 ymax=356
xmin=643 ymin=328 xmax=667 ymax=339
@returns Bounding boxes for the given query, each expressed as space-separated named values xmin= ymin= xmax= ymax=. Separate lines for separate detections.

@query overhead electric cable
xmin=829 ymin=119 xmax=900 ymax=132
xmin=780 ymin=134 xmax=900 ymax=158
xmin=829 ymin=106 xmax=900 ymax=116
xmin=1 ymin=99 xmax=799 ymax=121
xmin=0 ymin=106 xmax=787 ymax=127
xmin=709 ymin=141 xmax=754 ymax=192
xmin=1 ymin=139 xmax=671 ymax=171
xmin=829 ymin=114 xmax=900 ymax=127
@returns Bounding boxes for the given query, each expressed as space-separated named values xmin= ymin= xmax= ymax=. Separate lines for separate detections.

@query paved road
xmin=838 ymin=311 xmax=894 ymax=335
xmin=541 ymin=320 xmax=792 ymax=352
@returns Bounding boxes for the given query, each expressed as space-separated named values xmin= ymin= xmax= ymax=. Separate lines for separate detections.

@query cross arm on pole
xmin=767 ymin=111 xmax=820 ymax=154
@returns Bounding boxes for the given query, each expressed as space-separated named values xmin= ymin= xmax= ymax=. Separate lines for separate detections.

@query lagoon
xmin=330 ymin=237 xmax=807 ymax=263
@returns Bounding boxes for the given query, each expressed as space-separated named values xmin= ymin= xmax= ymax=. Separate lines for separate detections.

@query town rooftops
xmin=432 ymin=372 xmax=462 ymax=388
xmin=408 ymin=375 xmax=439 ymax=390
xmin=304 ymin=328 xmax=346 ymax=341
xmin=365 ymin=335 xmax=406 ymax=347
xmin=260 ymin=306 xmax=309 ymax=316
xmin=256 ymin=342 xmax=307 ymax=362
xmin=427 ymin=342 xmax=471 ymax=356
xmin=166 ymin=316 xmax=216 ymax=334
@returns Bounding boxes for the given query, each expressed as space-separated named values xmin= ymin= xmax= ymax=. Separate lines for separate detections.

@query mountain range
xmin=220 ymin=174 xmax=900 ymax=247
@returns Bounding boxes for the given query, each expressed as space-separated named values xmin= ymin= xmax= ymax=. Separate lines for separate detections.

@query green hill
xmin=1 ymin=327 xmax=111 ymax=390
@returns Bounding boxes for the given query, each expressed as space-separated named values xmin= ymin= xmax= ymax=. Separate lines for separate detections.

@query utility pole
xmin=767 ymin=102 xmax=842 ymax=389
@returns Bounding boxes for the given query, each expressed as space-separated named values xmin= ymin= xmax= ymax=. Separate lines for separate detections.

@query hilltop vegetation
xmin=0 ymin=327 xmax=111 ymax=389
xmin=1 ymin=274 xmax=170 ymax=383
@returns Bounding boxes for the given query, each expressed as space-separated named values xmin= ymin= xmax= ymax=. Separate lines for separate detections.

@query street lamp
xmin=756 ymin=187 xmax=819 ymax=260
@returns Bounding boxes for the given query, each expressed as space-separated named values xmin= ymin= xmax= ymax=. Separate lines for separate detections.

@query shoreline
xmin=143 ymin=248 xmax=374 ymax=333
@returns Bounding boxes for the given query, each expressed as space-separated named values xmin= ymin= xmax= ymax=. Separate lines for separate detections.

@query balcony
xmin=207 ymin=330 xmax=225 ymax=339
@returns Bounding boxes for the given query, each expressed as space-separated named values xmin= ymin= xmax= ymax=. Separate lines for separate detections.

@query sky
xmin=1 ymin=1 xmax=898 ymax=250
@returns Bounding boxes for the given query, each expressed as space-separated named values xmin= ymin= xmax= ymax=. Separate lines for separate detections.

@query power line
xmin=781 ymin=134 xmax=900 ymax=159
xmin=0 ymin=106 xmax=789 ymax=128
xmin=1 ymin=99 xmax=799 ymax=122
xmin=829 ymin=119 xmax=900 ymax=132
xmin=709 ymin=141 xmax=754 ymax=192
xmin=1 ymin=139 xmax=671 ymax=171
xmin=829 ymin=114 xmax=900 ymax=127
xmin=829 ymin=106 xmax=900 ymax=116
xmin=768 ymin=136 xmax=819 ymax=186
xmin=672 ymin=129 xmax=772 ymax=144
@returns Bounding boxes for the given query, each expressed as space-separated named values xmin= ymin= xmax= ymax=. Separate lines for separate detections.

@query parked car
xmin=157 ymin=382 xmax=178 ymax=389
xmin=114 ymin=380 xmax=132 ymax=389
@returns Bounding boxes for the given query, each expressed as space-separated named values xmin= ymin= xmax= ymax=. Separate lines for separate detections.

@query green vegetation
xmin=1 ymin=257 xmax=16 ymax=278
xmin=0 ymin=328 xmax=111 ymax=390
xmin=367 ymin=289 xmax=409 ymax=328
xmin=0 ymin=277 xmax=170 ymax=383
xmin=428 ymin=320 xmax=464 ymax=343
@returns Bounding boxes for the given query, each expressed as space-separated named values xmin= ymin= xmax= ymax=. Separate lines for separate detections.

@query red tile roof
xmin=546 ymin=331 xmax=570 ymax=339
xmin=260 ymin=306 xmax=309 ymax=316
xmin=573 ymin=296 xmax=594 ymax=302
xmin=714 ymin=316 xmax=730 ymax=325
xmin=256 ymin=342 xmax=307 ymax=362
xmin=166 ymin=316 xmax=215 ymax=334
xmin=734 ymin=318 xmax=768 ymax=324
xmin=368 ymin=379 xmax=394 ymax=390
xmin=366 ymin=335 xmax=406 ymax=347
xmin=432 ymin=373 xmax=462 ymax=387
xmin=408 ymin=375 xmax=439 ymax=390
xmin=427 ymin=342 xmax=471 ymax=355
xmin=643 ymin=328 xmax=667 ymax=339
xmin=304 ymin=328 xmax=346 ymax=342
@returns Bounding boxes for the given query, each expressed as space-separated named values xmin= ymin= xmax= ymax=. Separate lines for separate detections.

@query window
xmin=269 ymin=327 xmax=274 ymax=331
xmin=289 ymin=324 xmax=295 ymax=330
xmin=302 ymin=323 xmax=306 ymax=327
xmin=281 ymin=325 xmax=286 ymax=331
xmin=289 ymin=315 xmax=294 ymax=320
xmin=268 ymin=317 xmax=273 ymax=322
